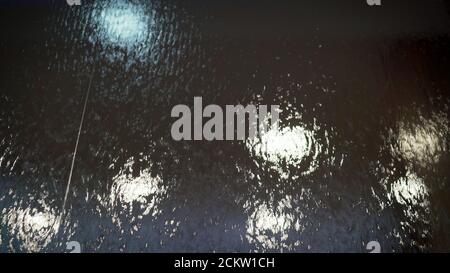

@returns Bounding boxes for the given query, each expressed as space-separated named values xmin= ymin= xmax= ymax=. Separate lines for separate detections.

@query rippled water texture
xmin=1 ymin=0 xmax=449 ymax=252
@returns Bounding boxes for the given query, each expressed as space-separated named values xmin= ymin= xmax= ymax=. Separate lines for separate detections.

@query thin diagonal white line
xmin=61 ymin=74 xmax=94 ymax=219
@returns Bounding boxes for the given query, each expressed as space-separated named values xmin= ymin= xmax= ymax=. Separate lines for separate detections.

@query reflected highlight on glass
xmin=245 ymin=195 xmax=304 ymax=251
xmin=109 ymin=157 xmax=167 ymax=220
xmin=2 ymin=205 xmax=59 ymax=252
xmin=95 ymin=2 xmax=150 ymax=48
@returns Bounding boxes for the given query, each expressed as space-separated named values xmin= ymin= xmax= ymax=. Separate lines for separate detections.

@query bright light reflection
xmin=110 ymin=158 xmax=166 ymax=217
xmin=97 ymin=3 xmax=149 ymax=47
xmin=245 ymin=195 xmax=303 ymax=250
xmin=3 ymin=206 xmax=59 ymax=252
xmin=247 ymin=126 xmax=320 ymax=177
xmin=390 ymin=172 xmax=428 ymax=206
xmin=397 ymin=113 xmax=448 ymax=167
xmin=384 ymin=171 xmax=430 ymax=223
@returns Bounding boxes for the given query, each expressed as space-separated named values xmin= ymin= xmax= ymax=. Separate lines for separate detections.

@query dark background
xmin=0 ymin=0 xmax=449 ymax=252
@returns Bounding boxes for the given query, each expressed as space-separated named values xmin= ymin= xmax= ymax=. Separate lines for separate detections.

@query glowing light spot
xmin=390 ymin=172 xmax=429 ymax=206
xmin=383 ymin=171 xmax=431 ymax=223
xmin=245 ymin=195 xmax=303 ymax=250
xmin=110 ymin=158 xmax=166 ymax=217
xmin=3 ymin=206 xmax=59 ymax=252
xmin=396 ymin=113 xmax=448 ymax=167
xmin=247 ymin=126 xmax=321 ymax=177
xmin=97 ymin=3 xmax=149 ymax=47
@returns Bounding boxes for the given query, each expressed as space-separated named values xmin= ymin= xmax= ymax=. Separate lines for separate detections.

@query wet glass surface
xmin=0 ymin=0 xmax=449 ymax=252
